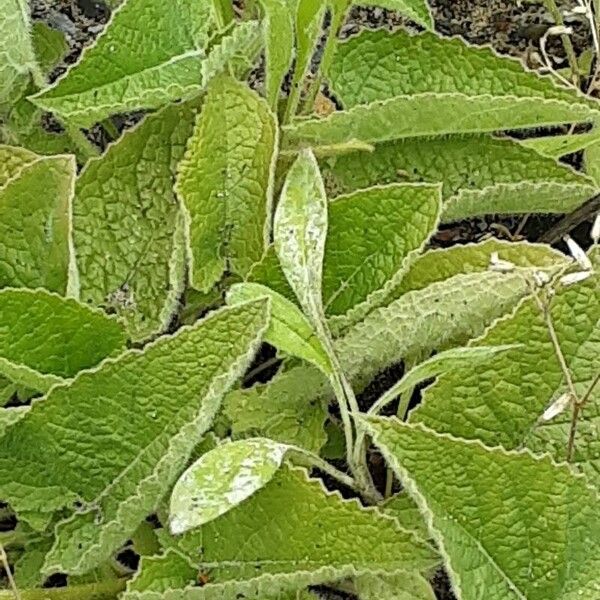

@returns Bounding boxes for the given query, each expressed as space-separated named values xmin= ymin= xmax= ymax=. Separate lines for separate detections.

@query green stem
xmin=101 ymin=119 xmax=120 ymax=141
xmin=0 ymin=579 xmax=127 ymax=600
xmin=543 ymin=0 xmax=580 ymax=85
xmin=301 ymin=1 xmax=350 ymax=114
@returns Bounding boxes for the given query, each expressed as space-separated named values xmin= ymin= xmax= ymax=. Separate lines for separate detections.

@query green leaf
xmin=259 ymin=0 xmax=295 ymax=108
xmin=412 ymin=259 xmax=600 ymax=486
xmin=274 ymin=149 xmax=328 ymax=325
xmin=363 ymin=417 xmax=600 ymax=600
xmin=170 ymin=438 xmax=288 ymax=533
xmin=0 ymin=300 xmax=269 ymax=575
xmin=359 ymin=0 xmax=432 ymax=29
xmin=383 ymin=492 xmax=429 ymax=542
xmin=324 ymin=183 xmax=441 ymax=326
xmin=288 ymin=0 xmax=325 ymax=115
xmin=0 ymin=152 xmax=76 ymax=294
xmin=284 ymin=29 xmax=600 ymax=146
xmin=74 ymin=100 xmax=199 ymax=341
xmin=520 ymin=128 xmax=600 ymax=158
xmin=30 ymin=0 xmax=217 ymax=127
xmin=285 ymin=93 xmax=599 ymax=148
xmin=0 ymin=143 xmax=37 ymax=185
xmin=393 ymin=239 xmax=568 ymax=297
xmin=321 ymin=135 xmax=597 ymax=220
xmin=0 ymin=405 xmax=29 ymax=437
xmin=0 ymin=0 xmax=37 ymax=110
xmin=31 ymin=21 xmax=68 ymax=78
xmin=369 ymin=345 xmax=520 ymax=416
xmin=355 ymin=573 xmax=436 ymax=600
xmin=126 ymin=467 xmax=438 ymax=599
xmin=227 ymin=282 xmax=331 ymax=373
xmin=0 ymin=288 xmax=125 ymax=389
xmin=337 ymin=270 xmax=551 ymax=386
xmin=223 ymin=365 xmax=330 ymax=454
xmin=176 ymin=75 xmax=277 ymax=292
xmin=328 ymin=29 xmax=596 ymax=110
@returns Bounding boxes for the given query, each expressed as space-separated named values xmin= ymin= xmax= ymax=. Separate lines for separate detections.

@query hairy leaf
xmin=0 ymin=300 xmax=269 ymax=575
xmin=355 ymin=573 xmax=436 ymax=600
xmin=285 ymin=29 xmax=600 ymax=146
xmin=328 ymin=29 xmax=597 ymax=110
xmin=259 ymin=0 xmax=294 ymax=108
xmin=30 ymin=0 xmax=216 ymax=127
xmin=0 ymin=288 xmax=125 ymax=388
xmin=0 ymin=152 xmax=75 ymax=294
xmin=274 ymin=149 xmax=328 ymax=325
xmin=337 ymin=270 xmax=548 ymax=385
xmin=520 ymin=129 xmax=600 ymax=158
xmin=0 ymin=405 xmax=29 ymax=437
xmin=393 ymin=239 xmax=567 ymax=297
xmin=31 ymin=21 xmax=68 ymax=78
xmin=363 ymin=417 xmax=600 ymax=600
xmin=177 ymin=75 xmax=277 ymax=292
xmin=126 ymin=467 xmax=437 ymax=599
xmin=227 ymin=283 xmax=331 ymax=373
xmin=324 ymin=183 xmax=441 ymax=327
xmin=170 ymin=438 xmax=288 ymax=533
xmin=0 ymin=143 xmax=37 ymax=184
xmin=412 ymin=259 xmax=600 ymax=485
xmin=223 ymin=366 xmax=330 ymax=453
xmin=0 ymin=0 xmax=37 ymax=109
xmin=321 ymin=135 xmax=596 ymax=220
xmin=285 ymin=93 xmax=599 ymax=148
xmin=74 ymin=100 xmax=199 ymax=341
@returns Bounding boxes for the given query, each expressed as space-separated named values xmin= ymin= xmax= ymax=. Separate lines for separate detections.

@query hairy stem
xmin=212 ymin=0 xmax=235 ymax=28
xmin=567 ymin=372 xmax=600 ymax=461
xmin=0 ymin=542 xmax=19 ymax=600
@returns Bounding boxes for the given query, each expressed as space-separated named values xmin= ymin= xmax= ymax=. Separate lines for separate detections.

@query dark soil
xmin=25 ymin=2 xmax=597 ymax=599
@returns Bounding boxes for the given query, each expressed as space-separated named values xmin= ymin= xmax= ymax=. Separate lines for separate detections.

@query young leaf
xmin=223 ymin=365 xmax=330 ymax=453
xmin=362 ymin=417 xmax=600 ymax=600
xmin=0 ymin=152 xmax=75 ymax=294
xmin=323 ymin=183 xmax=441 ymax=326
xmin=74 ymin=100 xmax=200 ymax=341
xmin=176 ymin=75 xmax=277 ymax=292
xmin=0 ymin=288 xmax=125 ymax=387
xmin=30 ymin=0 xmax=216 ymax=127
xmin=274 ymin=149 xmax=328 ymax=325
xmin=259 ymin=0 xmax=295 ymax=108
xmin=170 ymin=438 xmax=289 ymax=533
xmin=126 ymin=467 xmax=438 ymax=599
xmin=412 ymin=257 xmax=600 ymax=485
xmin=321 ymin=135 xmax=597 ymax=221
xmin=0 ymin=0 xmax=38 ymax=109
xmin=0 ymin=300 xmax=269 ymax=575
xmin=227 ymin=282 xmax=331 ymax=373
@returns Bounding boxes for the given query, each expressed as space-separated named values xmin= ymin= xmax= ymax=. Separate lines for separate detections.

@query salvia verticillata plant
xmin=0 ymin=0 xmax=599 ymax=598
